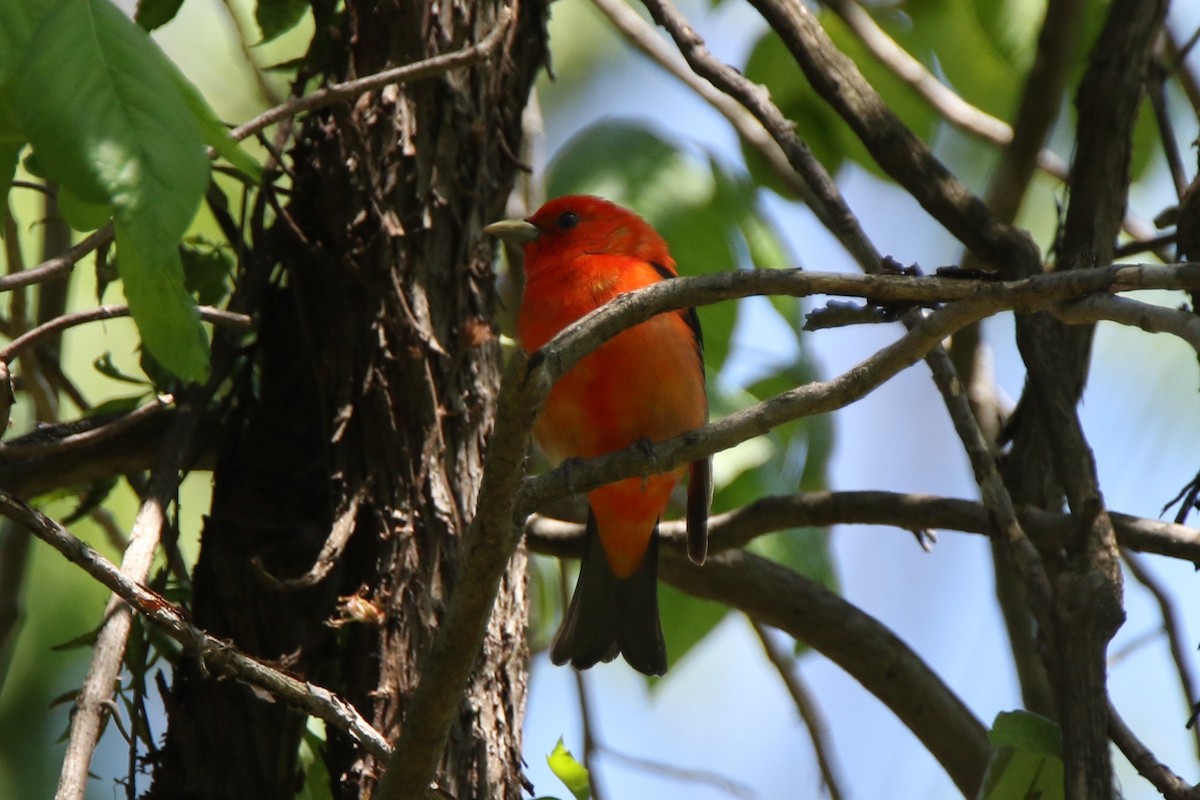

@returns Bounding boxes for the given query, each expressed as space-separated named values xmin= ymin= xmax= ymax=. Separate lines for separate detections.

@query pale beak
xmin=483 ymin=218 xmax=541 ymax=244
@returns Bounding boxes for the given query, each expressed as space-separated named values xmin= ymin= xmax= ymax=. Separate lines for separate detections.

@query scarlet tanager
xmin=485 ymin=195 xmax=710 ymax=676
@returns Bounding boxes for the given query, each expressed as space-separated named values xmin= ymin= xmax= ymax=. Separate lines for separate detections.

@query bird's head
xmin=484 ymin=195 xmax=674 ymax=276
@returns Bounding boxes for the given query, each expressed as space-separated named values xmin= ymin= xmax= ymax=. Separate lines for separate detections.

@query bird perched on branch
xmin=485 ymin=195 xmax=710 ymax=676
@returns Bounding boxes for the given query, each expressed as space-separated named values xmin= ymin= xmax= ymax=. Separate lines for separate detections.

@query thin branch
xmin=516 ymin=266 xmax=1200 ymax=515
xmin=0 ymin=396 xmax=173 ymax=461
xmin=2 ymin=263 xmax=1199 ymax=497
xmin=659 ymin=548 xmax=989 ymax=796
xmin=750 ymin=621 xmax=845 ymax=800
xmin=597 ymin=746 xmax=755 ymax=800
xmin=1 ymin=304 xmax=252 ymax=364
xmin=719 ymin=0 xmax=1042 ymax=275
xmin=0 ymin=489 xmax=391 ymax=759
xmin=567 ymin=612 xmax=607 ymax=800
xmin=525 ymin=491 xmax=1200 ymax=574
xmin=55 ymin=401 xmax=195 ymax=800
xmin=590 ymin=0 xmax=815 ymax=202
xmin=228 ymin=8 xmax=513 ymax=143
xmin=1109 ymin=701 xmax=1200 ymax=800
xmin=1121 ymin=550 xmax=1200 ymax=758
xmin=0 ymin=226 xmax=112 ymax=294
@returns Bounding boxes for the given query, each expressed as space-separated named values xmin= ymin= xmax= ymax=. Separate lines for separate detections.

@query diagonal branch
xmin=728 ymin=0 xmax=1042 ymax=276
xmin=54 ymin=401 xmax=194 ymax=800
xmin=0 ymin=489 xmax=391 ymax=760
xmin=660 ymin=547 xmax=989 ymax=796
xmin=750 ymin=621 xmax=845 ymax=800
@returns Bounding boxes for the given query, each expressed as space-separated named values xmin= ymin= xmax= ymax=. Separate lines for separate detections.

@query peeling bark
xmin=148 ymin=2 xmax=546 ymax=798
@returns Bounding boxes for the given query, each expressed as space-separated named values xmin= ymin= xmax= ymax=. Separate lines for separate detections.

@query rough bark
xmin=148 ymin=1 xmax=546 ymax=798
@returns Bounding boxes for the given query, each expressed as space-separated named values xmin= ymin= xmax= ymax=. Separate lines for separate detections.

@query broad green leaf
xmin=0 ymin=0 xmax=62 ymax=85
xmin=135 ymin=0 xmax=185 ymax=31
xmin=977 ymin=711 xmax=1064 ymax=800
xmin=657 ymin=584 xmax=728 ymax=670
xmin=546 ymin=738 xmax=590 ymax=800
xmin=256 ymin=0 xmax=309 ymax=44
xmin=57 ymin=184 xmax=113 ymax=232
xmin=14 ymin=0 xmax=211 ymax=380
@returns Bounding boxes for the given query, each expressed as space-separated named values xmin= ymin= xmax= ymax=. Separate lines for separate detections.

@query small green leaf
xmin=978 ymin=711 xmax=1064 ymax=800
xmin=117 ymin=219 xmax=210 ymax=383
xmin=94 ymin=353 xmax=152 ymax=385
xmin=546 ymin=738 xmax=590 ymax=800
xmin=134 ymin=0 xmax=184 ymax=31
xmin=180 ymin=237 xmax=234 ymax=306
xmin=256 ymin=0 xmax=309 ymax=43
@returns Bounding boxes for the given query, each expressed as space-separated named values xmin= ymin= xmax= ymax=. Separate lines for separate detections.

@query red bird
xmin=485 ymin=195 xmax=710 ymax=675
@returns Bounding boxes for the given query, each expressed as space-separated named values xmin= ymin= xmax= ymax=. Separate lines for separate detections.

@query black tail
xmin=550 ymin=511 xmax=667 ymax=676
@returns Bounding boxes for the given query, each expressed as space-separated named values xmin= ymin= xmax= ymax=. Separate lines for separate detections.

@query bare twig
xmin=590 ymin=0 xmax=814 ymax=202
xmin=0 ymin=489 xmax=391 ymax=759
xmin=1 ymin=304 xmax=252 ymax=364
xmin=719 ymin=0 xmax=1042 ymax=275
xmin=55 ymin=401 xmax=194 ymax=800
xmin=526 ymin=492 xmax=1200 ymax=578
xmin=597 ymin=746 xmax=755 ymax=800
xmin=228 ymin=8 xmax=514 ymax=143
xmin=0 ymin=396 xmax=172 ymax=461
xmin=1109 ymin=701 xmax=1200 ymax=800
xmin=751 ymin=621 xmax=844 ymax=800
xmin=566 ymin=574 xmax=607 ymax=800
xmin=0 ymin=226 xmax=112 ymax=294
xmin=659 ymin=548 xmax=989 ymax=795
xmin=1120 ymin=550 xmax=1200 ymax=758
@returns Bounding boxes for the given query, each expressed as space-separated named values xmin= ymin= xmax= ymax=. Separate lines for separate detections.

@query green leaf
xmin=256 ymin=0 xmax=309 ymax=44
xmin=180 ymin=236 xmax=234 ymax=306
xmin=0 ymin=103 xmax=22 ymax=226
xmin=0 ymin=0 xmax=62 ymax=86
xmin=13 ymin=0 xmax=211 ymax=380
xmin=978 ymin=711 xmax=1064 ymax=800
xmin=546 ymin=738 xmax=590 ymax=800
xmin=94 ymin=353 xmax=152 ymax=385
xmin=134 ymin=0 xmax=185 ymax=31
xmin=117 ymin=220 xmax=210 ymax=383
xmin=57 ymin=184 xmax=113 ymax=232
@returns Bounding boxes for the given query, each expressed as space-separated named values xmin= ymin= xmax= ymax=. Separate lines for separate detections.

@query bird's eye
xmin=557 ymin=211 xmax=580 ymax=230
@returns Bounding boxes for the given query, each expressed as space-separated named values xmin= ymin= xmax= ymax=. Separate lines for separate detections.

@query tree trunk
xmin=148 ymin=2 xmax=546 ymax=798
